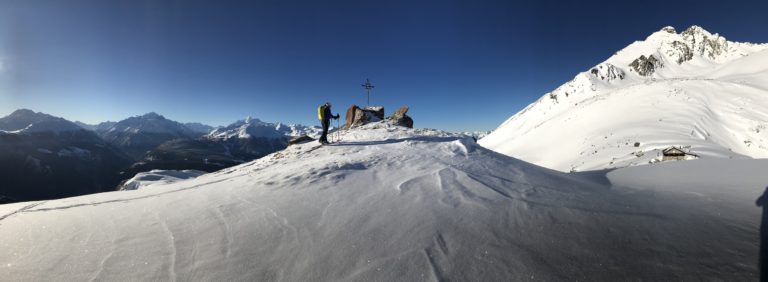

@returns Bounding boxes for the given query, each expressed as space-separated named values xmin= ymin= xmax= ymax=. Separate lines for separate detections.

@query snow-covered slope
xmin=480 ymin=26 xmax=768 ymax=172
xmin=118 ymin=169 xmax=206 ymax=190
xmin=0 ymin=123 xmax=763 ymax=280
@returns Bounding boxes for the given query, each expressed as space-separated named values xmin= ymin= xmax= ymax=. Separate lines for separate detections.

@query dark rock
xmin=670 ymin=41 xmax=693 ymax=64
xmin=388 ymin=106 xmax=414 ymax=128
xmin=344 ymin=105 xmax=360 ymax=129
xmin=344 ymin=105 xmax=385 ymax=129
xmin=288 ymin=135 xmax=315 ymax=146
xmin=589 ymin=63 xmax=625 ymax=81
xmin=629 ymin=55 xmax=663 ymax=76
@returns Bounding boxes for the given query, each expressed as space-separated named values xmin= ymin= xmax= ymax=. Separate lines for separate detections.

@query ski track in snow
xmin=155 ymin=213 xmax=178 ymax=282
xmin=19 ymin=178 xmax=230 ymax=214
xmin=0 ymin=201 xmax=47 ymax=223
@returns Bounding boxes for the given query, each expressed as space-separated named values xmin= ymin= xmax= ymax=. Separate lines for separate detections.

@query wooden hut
xmin=662 ymin=146 xmax=696 ymax=161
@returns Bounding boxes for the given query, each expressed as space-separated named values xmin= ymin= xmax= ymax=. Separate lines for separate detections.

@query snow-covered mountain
xmin=183 ymin=122 xmax=216 ymax=135
xmin=459 ymin=130 xmax=491 ymax=140
xmin=480 ymin=26 xmax=768 ymax=172
xmin=207 ymin=116 xmax=285 ymax=139
xmin=74 ymin=120 xmax=116 ymax=132
xmin=0 ymin=109 xmax=84 ymax=134
xmin=0 ymin=110 xmax=132 ymax=202
xmin=207 ymin=116 xmax=321 ymax=140
xmin=123 ymin=117 xmax=311 ymax=177
xmin=1 ymin=122 xmax=764 ymax=280
xmin=100 ymin=112 xmax=199 ymax=159
xmin=275 ymin=122 xmax=323 ymax=138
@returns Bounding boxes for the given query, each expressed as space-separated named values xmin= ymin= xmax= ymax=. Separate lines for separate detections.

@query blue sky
xmin=1 ymin=0 xmax=767 ymax=131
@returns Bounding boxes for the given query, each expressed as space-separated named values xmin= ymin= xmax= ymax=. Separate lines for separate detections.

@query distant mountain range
xmin=0 ymin=110 xmax=132 ymax=202
xmin=0 ymin=109 xmax=318 ymax=203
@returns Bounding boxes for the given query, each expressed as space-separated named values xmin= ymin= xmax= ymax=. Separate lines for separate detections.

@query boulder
xmin=344 ymin=105 xmax=385 ymax=129
xmin=364 ymin=106 xmax=385 ymax=120
xmin=388 ymin=106 xmax=414 ymax=128
xmin=288 ymin=135 xmax=315 ymax=146
xmin=344 ymin=105 xmax=360 ymax=129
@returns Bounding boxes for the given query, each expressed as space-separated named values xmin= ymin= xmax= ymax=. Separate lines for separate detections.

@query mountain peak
xmin=660 ymin=26 xmax=676 ymax=34
xmin=0 ymin=109 xmax=83 ymax=133
xmin=682 ymin=25 xmax=713 ymax=37
xmin=9 ymin=108 xmax=38 ymax=117
xmin=141 ymin=112 xmax=164 ymax=119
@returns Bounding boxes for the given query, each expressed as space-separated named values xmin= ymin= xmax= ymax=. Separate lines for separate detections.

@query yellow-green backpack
xmin=317 ymin=104 xmax=327 ymax=121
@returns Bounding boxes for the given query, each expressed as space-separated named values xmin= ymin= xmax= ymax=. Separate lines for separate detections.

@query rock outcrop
xmin=629 ymin=54 xmax=663 ymax=76
xmin=387 ymin=106 xmax=414 ymax=128
xmin=288 ymin=135 xmax=315 ymax=146
xmin=589 ymin=63 xmax=625 ymax=82
xmin=344 ymin=105 xmax=385 ymax=129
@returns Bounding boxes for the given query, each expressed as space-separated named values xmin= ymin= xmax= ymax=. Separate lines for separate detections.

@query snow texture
xmin=0 ymin=123 xmax=764 ymax=280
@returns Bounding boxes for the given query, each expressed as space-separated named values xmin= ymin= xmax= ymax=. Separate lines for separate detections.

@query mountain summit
xmin=0 ymin=109 xmax=84 ymax=134
xmin=99 ymin=113 xmax=199 ymax=159
xmin=480 ymin=26 xmax=768 ymax=172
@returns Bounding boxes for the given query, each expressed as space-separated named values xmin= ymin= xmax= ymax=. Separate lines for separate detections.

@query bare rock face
xmin=589 ymin=63 xmax=625 ymax=82
xmin=344 ymin=105 xmax=360 ymax=129
xmin=388 ymin=106 xmax=414 ymax=128
xmin=344 ymin=105 xmax=385 ymax=129
xmin=629 ymin=55 xmax=663 ymax=76
xmin=681 ymin=25 xmax=728 ymax=60
xmin=667 ymin=41 xmax=694 ymax=64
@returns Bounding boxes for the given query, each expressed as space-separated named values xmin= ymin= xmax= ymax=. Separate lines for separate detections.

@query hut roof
xmin=662 ymin=147 xmax=687 ymax=156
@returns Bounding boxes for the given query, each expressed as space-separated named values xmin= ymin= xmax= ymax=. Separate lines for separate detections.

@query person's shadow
xmin=756 ymin=187 xmax=768 ymax=282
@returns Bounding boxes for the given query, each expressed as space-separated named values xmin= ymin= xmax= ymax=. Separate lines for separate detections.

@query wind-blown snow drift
xmin=118 ymin=169 xmax=207 ymax=190
xmin=0 ymin=123 xmax=764 ymax=280
xmin=480 ymin=26 xmax=768 ymax=172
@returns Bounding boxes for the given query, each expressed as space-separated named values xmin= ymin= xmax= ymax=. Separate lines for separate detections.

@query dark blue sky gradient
xmin=1 ymin=0 xmax=767 ymax=131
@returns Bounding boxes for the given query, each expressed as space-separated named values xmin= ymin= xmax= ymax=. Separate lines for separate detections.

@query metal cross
xmin=361 ymin=79 xmax=375 ymax=107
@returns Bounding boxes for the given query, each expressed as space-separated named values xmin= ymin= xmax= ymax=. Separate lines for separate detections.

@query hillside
xmin=0 ymin=110 xmax=132 ymax=202
xmin=480 ymin=26 xmax=768 ymax=172
xmin=0 ymin=123 xmax=764 ymax=280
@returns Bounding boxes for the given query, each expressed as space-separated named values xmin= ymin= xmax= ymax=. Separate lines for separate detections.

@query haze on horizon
xmin=1 ymin=0 xmax=767 ymax=131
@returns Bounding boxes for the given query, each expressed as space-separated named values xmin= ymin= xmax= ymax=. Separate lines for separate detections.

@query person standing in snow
xmin=318 ymin=102 xmax=340 ymax=144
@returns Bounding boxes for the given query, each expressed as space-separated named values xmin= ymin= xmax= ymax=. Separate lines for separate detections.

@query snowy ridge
xmin=207 ymin=116 xmax=320 ymax=140
xmin=104 ymin=112 xmax=194 ymax=136
xmin=481 ymin=26 xmax=768 ymax=172
xmin=0 ymin=109 xmax=84 ymax=134
xmin=0 ymin=122 xmax=763 ymax=280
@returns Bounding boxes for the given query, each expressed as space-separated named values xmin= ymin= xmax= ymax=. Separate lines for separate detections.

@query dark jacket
xmin=323 ymin=106 xmax=339 ymax=122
